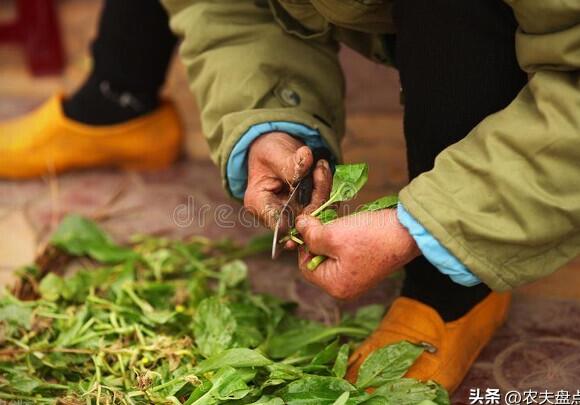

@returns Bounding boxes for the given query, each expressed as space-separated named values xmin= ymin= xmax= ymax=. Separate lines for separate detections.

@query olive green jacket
xmin=163 ymin=0 xmax=580 ymax=291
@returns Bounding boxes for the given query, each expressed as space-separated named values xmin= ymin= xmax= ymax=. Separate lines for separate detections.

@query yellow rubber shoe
xmin=346 ymin=291 xmax=511 ymax=393
xmin=0 ymin=94 xmax=183 ymax=178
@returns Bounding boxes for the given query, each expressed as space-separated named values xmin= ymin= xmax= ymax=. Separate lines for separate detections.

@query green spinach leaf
xmin=355 ymin=341 xmax=424 ymax=389
xmin=371 ymin=378 xmax=442 ymax=405
xmin=332 ymin=344 xmax=350 ymax=378
xmin=311 ymin=164 xmax=369 ymax=217
xmin=196 ymin=348 xmax=272 ymax=373
xmin=277 ymin=375 xmax=357 ymax=405
xmin=356 ymin=195 xmax=399 ymax=213
xmin=51 ymin=214 xmax=136 ymax=263
xmin=193 ymin=297 xmax=237 ymax=357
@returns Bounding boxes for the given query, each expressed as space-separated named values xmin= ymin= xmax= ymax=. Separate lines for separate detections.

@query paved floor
xmin=1 ymin=1 xmax=579 ymax=402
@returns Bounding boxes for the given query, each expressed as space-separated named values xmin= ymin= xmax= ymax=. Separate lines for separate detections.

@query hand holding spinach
xmin=280 ymin=163 xmax=402 ymax=270
xmin=274 ymin=163 xmax=419 ymax=299
xmin=296 ymin=208 xmax=420 ymax=300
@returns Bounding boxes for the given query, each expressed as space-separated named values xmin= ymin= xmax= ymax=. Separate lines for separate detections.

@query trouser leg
xmin=63 ymin=0 xmax=177 ymax=125
xmin=393 ymin=0 xmax=527 ymax=321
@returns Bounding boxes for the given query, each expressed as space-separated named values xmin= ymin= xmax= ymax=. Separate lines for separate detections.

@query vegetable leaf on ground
xmin=355 ymin=341 xmax=424 ymax=389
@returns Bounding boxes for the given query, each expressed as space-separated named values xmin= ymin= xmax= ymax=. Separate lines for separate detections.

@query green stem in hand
xmin=290 ymin=235 xmax=304 ymax=245
xmin=311 ymin=164 xmax=369 ymax=217
xmin=307 ymin=255 xmax=326 ymax=271
xmin=310 ymin=195 xmax=337 ymax=218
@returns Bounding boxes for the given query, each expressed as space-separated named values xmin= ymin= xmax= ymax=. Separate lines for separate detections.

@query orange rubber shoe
xmin=346 ymin=291 xmax=511 ymax=393
xmin=0 ymin=94 xmax=183 ymax=178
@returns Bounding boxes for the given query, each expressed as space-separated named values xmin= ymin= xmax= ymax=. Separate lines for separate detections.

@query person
xmin=162 ymin=0 xmax=580 ymax=392
xmin=0 ymin=0 xmax=182 ymax=177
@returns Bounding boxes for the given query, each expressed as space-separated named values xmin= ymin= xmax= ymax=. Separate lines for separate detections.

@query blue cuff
xmin=397 ymin=203 xmax=481 ymax=287
xmin=226 ymin=121 xmax=333 ymax=199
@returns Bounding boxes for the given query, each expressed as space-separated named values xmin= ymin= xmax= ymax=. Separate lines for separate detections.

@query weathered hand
xmin=245 ymin=132 xmax=332 ymax=231
xmin=295 ymin=209 xmax=420 ymax=300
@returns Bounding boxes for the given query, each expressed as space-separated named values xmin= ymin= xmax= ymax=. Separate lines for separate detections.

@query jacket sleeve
xmin=162 ymin=0 xmax=345 ymax=196
xmin=399 ymin=0 xmax=580 ymax=291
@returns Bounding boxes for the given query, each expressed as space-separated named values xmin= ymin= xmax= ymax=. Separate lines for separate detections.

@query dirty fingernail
xmin=317 ymin=159 xmax=328 ymax=170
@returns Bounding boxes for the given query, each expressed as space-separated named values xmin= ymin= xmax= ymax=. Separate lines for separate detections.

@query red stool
xmin=0 ymin=0 xmax=65 ymax=76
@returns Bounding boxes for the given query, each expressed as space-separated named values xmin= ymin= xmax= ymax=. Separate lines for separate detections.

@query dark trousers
xmin=91 ymin=0 xmax=176 ymax=94
xmin=393 ymin=0 xmax=527 ymax=320
xmin=63 ymin=0 xmax=177 ymax=124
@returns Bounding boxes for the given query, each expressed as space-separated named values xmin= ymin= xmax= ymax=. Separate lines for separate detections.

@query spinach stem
xmin=290 ymin=235 xmax=304 ymax=245
xmin=307 ymin=255 xmax=326 ymax=270
xmin=310 ymin=195 xmax=336 ymax=217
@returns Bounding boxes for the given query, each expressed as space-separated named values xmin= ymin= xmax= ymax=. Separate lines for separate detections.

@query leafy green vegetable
xmin=263 ymin=363 xmax=303 ymax=388
xmin=38 ymin=272 xmax=64 ymax=301
xmin=277 ymin=375 xmax=357 ymax=405
xmin=332 ymin=391 xmax=350 ymax=405
xmin=195 ymin=348 xmax=272 ymax=373
xmin=332 ymin=344 xmax=350 ymax=378
xmin=0 ymin=299 xmax=32 ymax=329
xmin=50 ymin=214 xmax=136 ymax=263
xmin=356 ymin=195 xmax=399 ymax=213
xmin=311 ymin=163 xmax=369 ymax=217
xmin=0 ymin=214 xmax=448 ymax=404
xmin=249 ymin=396 xmax=286 ymax=405
xmin=318 ymin=208 xmax=339 ymax=224
xmin=342 ymin=305 xmax=386 ymax=334
xmin=267 ymin=323 xmax=367 ymax=359
xmin=310 ymin=340 xmax=340 ymax=366
xmin=356 ymin=341 xmax=424 ymax=389
xmin=218 ymin=259 xmax=248 ymax=294
xmin=372 ymin=378 xmax=441 ymax=405
xmin=281 ymin=164 xmax=399 ymax=270
xmin=187 ymin=366 xmax=251 ymax=404
xmin=193 ymin=296 xmax=237 ymax=357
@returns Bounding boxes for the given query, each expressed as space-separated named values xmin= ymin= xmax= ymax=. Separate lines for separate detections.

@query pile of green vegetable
xmin=0 ymin=215 xmax=449 ymax=404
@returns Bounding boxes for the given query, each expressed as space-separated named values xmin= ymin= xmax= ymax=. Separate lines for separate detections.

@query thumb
xmin=272 ymin=145 xmax=313 ymax=184
xmin=296 ymin=215 xmax=333 ymax=256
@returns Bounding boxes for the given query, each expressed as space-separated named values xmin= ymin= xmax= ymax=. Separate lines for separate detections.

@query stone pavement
xmin=1 ymin=0 xmax=579 ymax=402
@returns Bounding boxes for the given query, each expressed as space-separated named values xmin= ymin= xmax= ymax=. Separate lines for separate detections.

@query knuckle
xmin=243 ymin=195 xmax=259 ymax=214
xmin=323 ymin=231 xmax=338 ymax=249
xmin=307 ymin=227 xmax=324 ymax=247
xmin=328 ymin=284 xmax=354 ymax=301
